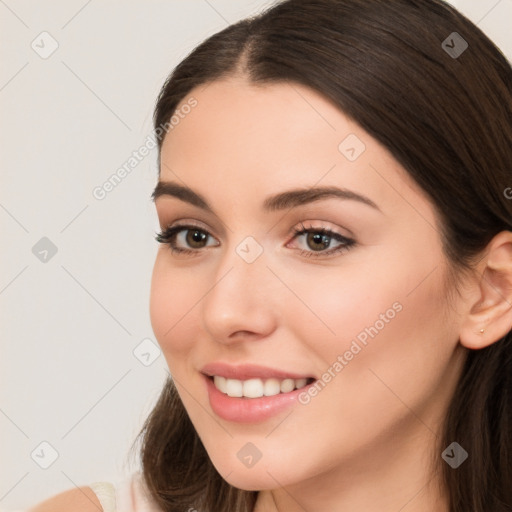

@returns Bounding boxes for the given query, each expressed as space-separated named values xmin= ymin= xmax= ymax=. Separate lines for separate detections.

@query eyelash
xmin=154 ymin=222 xmax=356 ymax=259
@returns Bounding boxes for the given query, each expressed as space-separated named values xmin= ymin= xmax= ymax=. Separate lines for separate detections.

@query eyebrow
xmin=151 ymin=180 xmax=381 ymax=213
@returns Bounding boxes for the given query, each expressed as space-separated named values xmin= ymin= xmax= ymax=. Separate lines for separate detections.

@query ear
xmin=459 ymin=230 xmax=512 ymax=350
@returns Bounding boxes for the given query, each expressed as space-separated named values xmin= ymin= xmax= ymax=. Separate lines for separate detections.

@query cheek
xmin=149 ymin=255 xmax=204 ymax=358
xmin=272 ymin=263 xmax=451 ymax=457
xmin=284 ymin=249 xmax=448 ymax=378
xmin=281 ymin=262 xmax=398 ymax=356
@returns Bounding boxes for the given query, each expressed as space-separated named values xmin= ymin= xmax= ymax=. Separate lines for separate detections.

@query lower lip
xmin=204 ymin=375 xmax=315 ymax=423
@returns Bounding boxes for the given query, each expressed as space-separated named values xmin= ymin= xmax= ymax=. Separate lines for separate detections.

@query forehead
xmin=162 ymin=77 xmax=359 ymax=163
xmin=159 ymin=77 xmax=436 ymax=227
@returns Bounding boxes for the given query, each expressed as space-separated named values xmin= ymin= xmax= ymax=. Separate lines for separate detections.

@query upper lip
xmin=201 ymin=362 xmax=314 ymax=381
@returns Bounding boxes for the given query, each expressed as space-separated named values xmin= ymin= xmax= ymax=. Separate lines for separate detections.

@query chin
xmin=206 ymin=451 xmax=299 ymax=491
xmin=219 ymin=467 xmax=284 ymax=492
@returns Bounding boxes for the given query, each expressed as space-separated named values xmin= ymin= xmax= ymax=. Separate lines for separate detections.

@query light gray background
xmin=1 ymin=0 xmax=511 ymax=510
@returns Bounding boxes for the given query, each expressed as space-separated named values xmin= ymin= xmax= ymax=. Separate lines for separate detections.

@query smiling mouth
xmin=210 ymin=375 xmax=315 ymax=399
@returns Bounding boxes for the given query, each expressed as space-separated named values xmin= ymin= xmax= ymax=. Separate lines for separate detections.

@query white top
xmin=88 ymin=472 xmax=163 ymax=512
xmin=2 ymin=473 xmax=163 ymax=512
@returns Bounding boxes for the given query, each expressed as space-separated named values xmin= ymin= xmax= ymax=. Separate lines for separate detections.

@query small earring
xmin=479 ymin=328 xmax=485 ymax=334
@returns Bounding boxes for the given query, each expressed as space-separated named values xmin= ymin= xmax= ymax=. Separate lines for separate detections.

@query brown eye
xmin=288 ymin=224 xmax=356 ymax=259
xmin=306 ymin=232 xmax=332 ymax=251
xmin=155 ymin=224 xmax=219 ymax=254
xmin=186 ymin=229 xmax=209 ymax=248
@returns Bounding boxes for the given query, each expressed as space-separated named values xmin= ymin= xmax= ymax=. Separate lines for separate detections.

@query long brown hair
xmin=131 ymin=1 xmax=512 ymax=510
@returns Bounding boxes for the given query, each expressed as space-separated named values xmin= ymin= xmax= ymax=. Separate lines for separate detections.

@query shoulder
xmin=27 ymin=486 xmax=104 ymax=512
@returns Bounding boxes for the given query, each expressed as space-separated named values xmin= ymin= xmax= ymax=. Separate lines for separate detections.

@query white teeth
xmin=295 ymin=378 xmax=307 ymax=389
xmin=213 ymin=375 xmax=227 ymax=394
xmin=263 ymin=378 xmax=281 ymax=397
xmin=213 ymin=376 xmax=310 ymax=398
xmin=280 ymin=378 xmax=295 ymax=393
xmin=243 ymin=378 xmax=264 ymax=398
xmin=225 ymin=378 xmax=243 ymax=397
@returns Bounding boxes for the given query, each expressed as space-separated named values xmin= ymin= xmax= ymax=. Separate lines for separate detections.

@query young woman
xmin=28 ymin=0 xmax=512 ymax=511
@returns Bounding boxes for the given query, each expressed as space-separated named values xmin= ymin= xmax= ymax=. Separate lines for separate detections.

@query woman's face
xmin=150 ymin=77 xmax=467 ymax=493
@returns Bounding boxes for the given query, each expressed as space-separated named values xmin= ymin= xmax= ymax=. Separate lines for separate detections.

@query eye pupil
xmin=307 ymin=232 xmax=331 ymax=251
xmin=187 ymin=229 xmax=207 ymax=247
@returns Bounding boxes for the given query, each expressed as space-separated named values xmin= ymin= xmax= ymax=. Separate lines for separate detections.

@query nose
xmin=201 ymin=247 xmax=278 ymax=345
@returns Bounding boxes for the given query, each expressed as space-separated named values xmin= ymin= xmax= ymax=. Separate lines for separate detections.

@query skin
xmin=28 ymin=487 xmax=103 ymax=512
xmin=150 ymin=76 xmax=512 ymax=512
